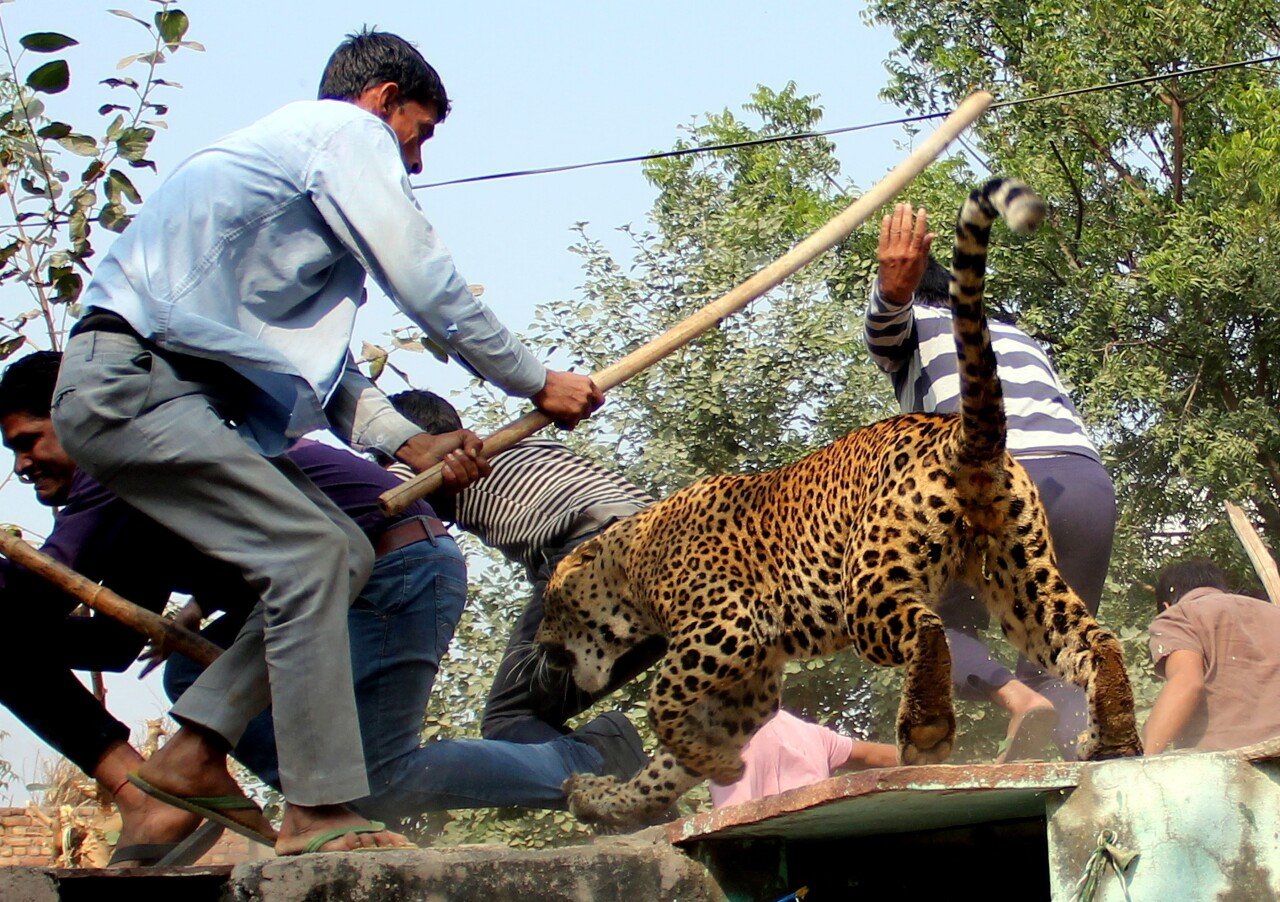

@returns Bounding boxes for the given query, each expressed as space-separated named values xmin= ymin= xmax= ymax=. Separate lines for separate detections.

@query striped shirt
xmin=864 ymin=286 xmax=1099 ymax=462
xmin=390 ymin=438 xmax=653 ymax=574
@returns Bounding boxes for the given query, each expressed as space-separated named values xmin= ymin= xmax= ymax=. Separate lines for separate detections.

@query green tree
xmin=522 ymin=83 xmax=893 ymax=495
xmin=864 ymin=0 xmax=1280 ymax=609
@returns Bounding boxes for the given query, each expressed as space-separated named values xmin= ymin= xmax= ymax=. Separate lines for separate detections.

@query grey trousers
xmin=52 ymin=330 xmax=374 ymax=805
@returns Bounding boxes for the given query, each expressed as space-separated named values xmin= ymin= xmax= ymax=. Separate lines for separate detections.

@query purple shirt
xmin=3 ymin=469 xmax=249 ymax=669
xmin=287 ymin=438 xmax=435 ymax=534
xmin=7 ymin=441 xmax=435 ymax=669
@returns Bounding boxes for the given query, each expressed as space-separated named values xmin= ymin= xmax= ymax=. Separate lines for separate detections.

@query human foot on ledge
xmin=128 ymin=726 xmax=278 ymax=846
xmin=992 ymin=679 xmax=1058 ymax=763
xmin=275 ymin=804 xmax=416 ymax=855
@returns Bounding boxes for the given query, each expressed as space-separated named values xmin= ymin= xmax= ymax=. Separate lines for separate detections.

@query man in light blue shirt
xmin=52 ymin=29 xmax=602 ymax=857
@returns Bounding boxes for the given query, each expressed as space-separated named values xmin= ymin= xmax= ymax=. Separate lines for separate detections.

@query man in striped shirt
xmin=387 ymin=391 xmax=662 ymax=747
xmin=864 ymin=203 xmax=1117 ymax=760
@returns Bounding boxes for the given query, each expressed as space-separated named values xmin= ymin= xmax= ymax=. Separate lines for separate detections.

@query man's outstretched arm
xmin=308 ymin=115 xmax=601 ymax=429
xmin=1143 ymin=649 xmax=1205 ymax=755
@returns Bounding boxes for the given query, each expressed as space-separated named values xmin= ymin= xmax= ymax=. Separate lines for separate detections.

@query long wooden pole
xmin=1226 ymin=501 xmax=1280 ymax=604
xmin=0 ymin=531 xmax=222 ymax=667
xmin=380 ymin=91 xmax=995 ymax=516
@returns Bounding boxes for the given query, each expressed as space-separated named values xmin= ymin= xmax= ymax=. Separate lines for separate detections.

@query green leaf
xmin=420 ymin=335 xmax=450 ymax=363
xmin=25 ymin=59 xmax=70 ymax=94
xmin=107 ymin=169 xmax=142 ymax=204
xmin=19 ymin=32 xmax=78 ymax=53
xmin=115 ymin=126 xmax=155 ymax=161
xmin=107 ymin=9 xmax=151 ymax=28
xmin=178 ymin=40 xmax=205 ymax=52
xmin=105 ymin=114 xmax=125 ymax=141
xmin=99 ymin=202 xmax=130 ymax=233
xmin=51 ymin=268 xmax=84 ymax=304
xmin=98 ymin=103 xmax=129 ymax=116
xmin=155 ymin=9 xmax=189 ymax=45
xmin=19 ymin=176 xmax=46 ymax=197
xmin=36 ymin=122 xmax=71 ymax=139
xmin=100 ymin=76 xmax=139 ymax=89
xmin=56 ymin=133 xmax=98 ymax=156
xmin=70 ymin=209 xmax=89 ymax=247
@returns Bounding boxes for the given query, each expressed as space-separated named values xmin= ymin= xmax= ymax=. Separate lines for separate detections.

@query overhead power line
xmin=411 ymin=53 xmax=1280 ymax=191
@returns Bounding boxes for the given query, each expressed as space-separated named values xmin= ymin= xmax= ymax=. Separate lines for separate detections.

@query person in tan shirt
xmin=1145 ymin=559 xmax=1280 ymax=754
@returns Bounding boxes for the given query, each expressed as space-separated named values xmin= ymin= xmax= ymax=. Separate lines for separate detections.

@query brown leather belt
xmin=374 ymin=516 xmax=451 ymax=558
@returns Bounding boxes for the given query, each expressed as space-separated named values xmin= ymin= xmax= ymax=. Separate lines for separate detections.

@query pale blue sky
xmin=0 ymin=0 xmax=938 ymax=795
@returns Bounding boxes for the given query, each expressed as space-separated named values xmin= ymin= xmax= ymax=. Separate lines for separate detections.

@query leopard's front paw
xmin=1076 ymin=726 xmax=1143 ymax=761
xmin=898 ymin=712 xmax=956 ymax=765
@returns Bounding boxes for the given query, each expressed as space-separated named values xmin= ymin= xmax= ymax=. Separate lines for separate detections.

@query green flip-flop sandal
xmin=300 ymin=821 xmax=402 ymax=855
xmin=127 ymin=773 xmax=276 ymax=848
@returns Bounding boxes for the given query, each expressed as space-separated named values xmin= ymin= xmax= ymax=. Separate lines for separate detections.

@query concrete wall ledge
xmin=229 ymin=829 xmax=727 ymax=902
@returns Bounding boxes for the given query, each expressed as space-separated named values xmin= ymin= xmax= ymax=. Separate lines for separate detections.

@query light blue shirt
xmin=80 ymin=99 xmax=547 ymax=456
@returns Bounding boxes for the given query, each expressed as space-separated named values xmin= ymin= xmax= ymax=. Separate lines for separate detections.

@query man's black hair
xmin=915 ymin=258 xmax=953 ymax=307
xmin=0 ymin=351 xmax=62 ymax=419
xmin=318 ymin=28 xmax=450 ymax=120
xmin=390 ymin=389 xmax=464 ymax=435
xmin=1155 ymin=558 xmax=1229 ymax=614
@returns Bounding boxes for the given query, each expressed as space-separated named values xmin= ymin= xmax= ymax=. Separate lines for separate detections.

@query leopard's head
xmin=536 ymin=519 xmax=656 ymax=694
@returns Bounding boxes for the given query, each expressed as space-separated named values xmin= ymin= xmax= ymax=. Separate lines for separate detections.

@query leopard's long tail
xmin=950 ymin=178 xmax=1045 ymax=470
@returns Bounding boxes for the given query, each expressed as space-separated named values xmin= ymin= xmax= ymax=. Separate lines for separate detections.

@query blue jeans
xmin=165 ymin=534 xmax=605 ymax=820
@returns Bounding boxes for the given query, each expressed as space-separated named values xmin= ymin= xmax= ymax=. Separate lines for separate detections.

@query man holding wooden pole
xmin=0 ymin=352 xmax=251 ymax=866
xmin=49 ymin=29 xmax=601 ymax=856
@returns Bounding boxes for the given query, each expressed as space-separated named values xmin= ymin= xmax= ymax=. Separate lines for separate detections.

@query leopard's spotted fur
xmin=537 ymin=179 xmax=1143 ymax=828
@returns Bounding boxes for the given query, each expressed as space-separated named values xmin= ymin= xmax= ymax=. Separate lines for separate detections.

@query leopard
xmin=535 ymin=177 xmax=1144 ymax=829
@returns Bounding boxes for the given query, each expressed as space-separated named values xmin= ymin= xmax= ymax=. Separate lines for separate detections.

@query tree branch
xmin=1069 ymin=112 xmax=1159 ymax=211
xmin=1157 ymin=78 xmax=1185 ymax=205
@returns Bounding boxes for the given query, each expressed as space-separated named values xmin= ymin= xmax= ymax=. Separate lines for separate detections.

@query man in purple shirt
xmin=0 ymin=352 xmax=256 ymax=865
xmin=0 ymin=353 xmax=641 ymax=864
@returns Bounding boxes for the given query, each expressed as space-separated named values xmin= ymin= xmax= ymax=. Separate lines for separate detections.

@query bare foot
xmin=275 ymin=804 xmax=415 ymax=855
xmin=108 ymin=779 xmax=204 ymax=867
xmin=991 ymin=682 xmax=1057 ymax=763
xmin=133 ymin=727 xmax=277 ymax=843
xmin=89 ymin=740 xmax=201 ymax=868
xmin=992 ymin=679 xmax=1054 ymax=718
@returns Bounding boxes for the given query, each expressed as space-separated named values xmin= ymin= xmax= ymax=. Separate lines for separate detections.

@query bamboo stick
xmin=0 ymin=531 xmax=222 ymax=666
xmin=380 ymin=91 xmax=995 ymax=516
xmin=1226 ymin=501 xmax=1280 ymax=604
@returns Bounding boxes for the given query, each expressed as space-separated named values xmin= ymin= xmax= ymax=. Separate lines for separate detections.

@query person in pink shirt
xmin=710 ymin=710 xmax=899 ymax=808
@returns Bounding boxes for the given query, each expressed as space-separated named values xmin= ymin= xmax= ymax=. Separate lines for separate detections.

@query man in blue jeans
xmin=159 ymin=436 xmax=646 ymax=820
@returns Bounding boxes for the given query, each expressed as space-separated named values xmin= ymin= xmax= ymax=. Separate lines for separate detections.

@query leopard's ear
xmin=563 ymin=536 xmax=603 ymax=570
xmin=549 ymin=537 xmax=604 ymax=587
